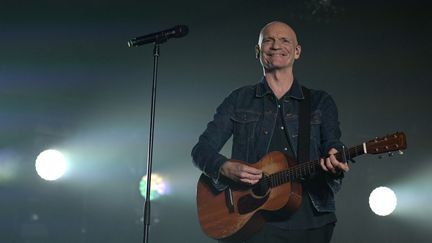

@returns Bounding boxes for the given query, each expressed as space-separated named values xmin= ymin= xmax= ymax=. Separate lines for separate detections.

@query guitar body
xmin=196 ymin=151 xmax=302 ymax=240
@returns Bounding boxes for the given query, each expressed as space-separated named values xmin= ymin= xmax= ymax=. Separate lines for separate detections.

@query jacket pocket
xmin=231 ymin=111 xmax=260 ymax=142
xmin=230 ymin=111 xmax=261 ymax=161
xmin=231 ymin=110 xmax=260 ymax=123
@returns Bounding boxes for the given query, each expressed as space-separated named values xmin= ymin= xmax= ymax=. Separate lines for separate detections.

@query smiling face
xmin=256 ymin=22 xmax=301 ymax=72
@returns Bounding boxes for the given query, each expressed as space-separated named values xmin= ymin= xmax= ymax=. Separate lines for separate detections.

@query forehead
xmin=259 ymin=22 xmax=297 ymax=41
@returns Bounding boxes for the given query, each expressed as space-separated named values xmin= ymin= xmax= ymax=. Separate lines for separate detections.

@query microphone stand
xmin=130 ymin=28 xmax=185 ymax=243
xmin=142 ymin=42 xmax=161 ymax=243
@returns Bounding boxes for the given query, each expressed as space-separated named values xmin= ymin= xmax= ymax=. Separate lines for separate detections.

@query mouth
xmin=268 ymin=53 xmax=287 ymax=57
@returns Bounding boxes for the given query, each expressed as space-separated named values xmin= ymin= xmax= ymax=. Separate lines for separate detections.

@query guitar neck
xmin=268 ymin=144 xmax=366 ymax=187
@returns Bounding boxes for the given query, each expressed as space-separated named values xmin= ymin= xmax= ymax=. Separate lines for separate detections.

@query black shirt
xmin=266 ymin=93 xmax=336 ymax=230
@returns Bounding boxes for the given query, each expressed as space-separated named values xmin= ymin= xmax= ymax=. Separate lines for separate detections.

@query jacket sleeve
xmin=191 ymin=91 xmax=236 ymax=182
xmin=320 ymin=93 xmax=344 ymax=155
xmin=319 ymin=92 xmax=345 ymax=192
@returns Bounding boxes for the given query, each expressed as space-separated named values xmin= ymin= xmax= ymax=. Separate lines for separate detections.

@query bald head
xmin=258 ymin=21 xmax=299 ymax=46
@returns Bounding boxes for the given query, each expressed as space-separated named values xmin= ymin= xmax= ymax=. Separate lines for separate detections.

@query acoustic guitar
xmin=196 ymin=132 xmax=407 ymax=240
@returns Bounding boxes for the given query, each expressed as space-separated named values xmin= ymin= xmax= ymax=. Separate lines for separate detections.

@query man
xmin=192 ymin=21 xmax=349 ymax=243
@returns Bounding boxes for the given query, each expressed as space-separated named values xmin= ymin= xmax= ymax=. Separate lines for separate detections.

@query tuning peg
xmin=398 ymin=150 xmax=404 ymax=155
xmin=388 ymin=152 xmax=394 ymax=157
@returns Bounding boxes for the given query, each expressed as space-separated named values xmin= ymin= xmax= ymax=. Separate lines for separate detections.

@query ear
xmin=294 ymin=45 xmax=301 ymax=60
xmin=255 ymin=45 xmax=260 ymax=59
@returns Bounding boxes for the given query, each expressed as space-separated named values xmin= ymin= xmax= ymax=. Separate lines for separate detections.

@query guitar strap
xmin=298 ymin=86 xmax=311 ymax=163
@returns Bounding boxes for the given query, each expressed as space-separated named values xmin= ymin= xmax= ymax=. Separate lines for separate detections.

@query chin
xmin=265 ymin=63 xmax=291 ymax=70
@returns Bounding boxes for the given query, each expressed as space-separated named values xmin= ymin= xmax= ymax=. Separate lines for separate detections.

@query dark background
xmin=1 ymin=0 xmax=431 ymax=242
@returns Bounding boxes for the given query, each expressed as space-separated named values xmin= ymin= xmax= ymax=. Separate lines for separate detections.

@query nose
xmin=271 ymin=39 xmax=281 ymax=49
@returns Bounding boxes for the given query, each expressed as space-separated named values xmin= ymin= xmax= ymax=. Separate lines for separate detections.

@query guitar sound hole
xmin=251 ymin=176 xmax=270 ymax=197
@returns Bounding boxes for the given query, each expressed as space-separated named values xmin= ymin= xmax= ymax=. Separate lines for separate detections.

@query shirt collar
xmin=256 ymin=77 xmax=304 ymax=100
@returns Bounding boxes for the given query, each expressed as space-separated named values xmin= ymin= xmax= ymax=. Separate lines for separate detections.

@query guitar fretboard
xmin=263 ymin=144 xmax=365 ymax=188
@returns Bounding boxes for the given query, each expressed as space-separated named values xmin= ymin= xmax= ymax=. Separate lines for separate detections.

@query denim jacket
xmin=192 ymin=78 xmax=344 ymax=212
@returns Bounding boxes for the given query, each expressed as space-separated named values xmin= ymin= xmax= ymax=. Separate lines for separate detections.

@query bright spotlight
xmin=369 ymin=186 xmax=397 ymax=216
xmin=35 ymin=149 xmax=67 ymax=181
xmin=139 ymin=173 xmax=169 ymax=200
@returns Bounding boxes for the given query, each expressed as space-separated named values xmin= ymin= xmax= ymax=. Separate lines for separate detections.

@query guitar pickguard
xmin=237 ymin=191 xmax=270 ymax=215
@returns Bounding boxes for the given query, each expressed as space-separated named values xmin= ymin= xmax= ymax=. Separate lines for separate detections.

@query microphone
xmin=127 ymin=25 xmax=189 ymax=47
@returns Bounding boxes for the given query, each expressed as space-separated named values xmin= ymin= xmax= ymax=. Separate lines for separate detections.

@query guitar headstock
xmin=366 ymin=132 xmax=407 ymax=154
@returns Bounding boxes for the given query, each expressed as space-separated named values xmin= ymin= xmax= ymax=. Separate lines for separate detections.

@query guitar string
xmin=257 ymin=135 xmax=403 ymax=188
xmin=260 ymin=145 xmax=365 ymax=188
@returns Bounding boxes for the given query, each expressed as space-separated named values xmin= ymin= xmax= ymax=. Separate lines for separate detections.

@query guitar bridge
xmin=225 ymin=187 xmax=235 ymax=213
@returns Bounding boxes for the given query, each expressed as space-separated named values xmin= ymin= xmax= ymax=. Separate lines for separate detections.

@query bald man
xmin=192 ymin=21 xmax=348 ymax=243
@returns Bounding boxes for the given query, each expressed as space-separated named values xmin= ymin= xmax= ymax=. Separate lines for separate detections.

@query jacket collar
xmin=256 ymin=77 xmax=304 ymax=100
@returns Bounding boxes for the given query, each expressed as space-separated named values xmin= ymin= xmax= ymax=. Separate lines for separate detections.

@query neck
xmin=264 ymin=68 xmax=294 ymax=99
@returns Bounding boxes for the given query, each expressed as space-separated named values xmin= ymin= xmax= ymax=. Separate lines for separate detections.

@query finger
xmin=242 ymin=165 xmax=262 ymax=175
xmin=328 ymin=148 xmax=338 ymax=155
xmin=320 ymin=158 xmax=328 ymax=172
xmin=240 ymin=166 xmax=262 ymax=180
xmin=325 ymin=158 xmax=337 ymax=174
xmin=238 ymin=171 xmax=262 ymax=181
xmin=337 ymin=161 xmax=350 ymax=172
xmin=329 ymin=154 xmax=350 ymax=172
xmin=240 ymin=178 xmax=260 ymax=185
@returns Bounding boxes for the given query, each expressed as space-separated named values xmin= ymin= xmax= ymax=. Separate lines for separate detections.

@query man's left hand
xmin=319 ymin=148 xmax=349 ymax=175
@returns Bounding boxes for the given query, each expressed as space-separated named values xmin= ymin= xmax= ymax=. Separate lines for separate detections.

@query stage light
xmin=139 ymin=173 xmax=169 ymax=200
xmin=389 ymin=163 xmax=432 ymax=228
xmin=0 ymin=158 xmax=17 ymax=183
xmin=369 ymin=186 xmax=397 ymax=216
xmin=35 ymin=149 xmax=67 ymax=181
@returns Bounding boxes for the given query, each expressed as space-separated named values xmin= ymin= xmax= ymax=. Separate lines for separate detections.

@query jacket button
xmin=264 ymin=131 xmax=269 ymax=135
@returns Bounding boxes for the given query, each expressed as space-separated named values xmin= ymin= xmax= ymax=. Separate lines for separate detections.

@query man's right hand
xmin=220 ymin=161 xmax=262 ymax=185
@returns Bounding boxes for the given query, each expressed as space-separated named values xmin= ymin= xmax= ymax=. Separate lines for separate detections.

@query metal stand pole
xmin=143 ymin=43 xmax=160 ymax=243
